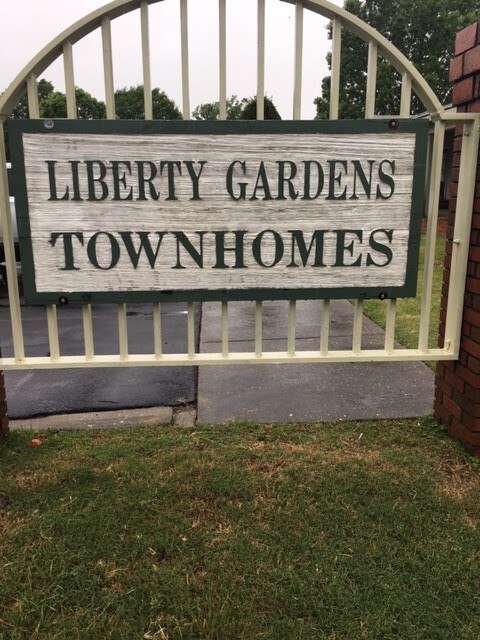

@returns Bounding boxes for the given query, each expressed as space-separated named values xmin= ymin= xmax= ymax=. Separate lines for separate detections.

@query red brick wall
xmin=434 ymin=23 xmax=480 ymax=455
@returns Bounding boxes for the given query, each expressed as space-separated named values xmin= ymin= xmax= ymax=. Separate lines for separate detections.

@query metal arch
xmin=0 ymin=0 xmax=444 ymax=120
xmin=0 ymin=0 xmax=165 ymax=119
xmin=280 ymin=0 xmax=444 ymax=116
xmin=0 ymin=0 xmax=473 ymax=374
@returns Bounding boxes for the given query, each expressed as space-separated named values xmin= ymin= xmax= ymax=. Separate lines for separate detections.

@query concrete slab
xmin=197 ymin=300 xmax=434 ymax=424
xmin=9 ymin=406 xmax=173 ymax=431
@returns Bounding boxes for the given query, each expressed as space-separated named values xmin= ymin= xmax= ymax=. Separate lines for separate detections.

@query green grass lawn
xmin=363 ymin=231 xmax=446 ymax=358
xmin=1 ymin=418 xmax=480 ymax=639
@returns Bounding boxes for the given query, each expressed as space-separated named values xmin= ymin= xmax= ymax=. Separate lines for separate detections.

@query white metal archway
xmin=0 ymin=0 xmax=478 ymax=371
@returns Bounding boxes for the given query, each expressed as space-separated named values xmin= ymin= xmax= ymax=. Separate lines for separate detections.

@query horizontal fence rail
xmin=0 ymin=0 xmax=478 ymax=371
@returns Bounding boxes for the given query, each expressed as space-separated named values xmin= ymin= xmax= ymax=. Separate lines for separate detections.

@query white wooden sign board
xmin=9 ymin=120 xmax=427 ymax=304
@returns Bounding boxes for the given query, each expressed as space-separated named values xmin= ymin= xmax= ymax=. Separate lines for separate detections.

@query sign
xmin=9 ymin=119 xmax=428 ymax=304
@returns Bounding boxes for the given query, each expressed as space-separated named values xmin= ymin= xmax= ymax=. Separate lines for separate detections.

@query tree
xmin=39 ymin=84 xmax=181 ymax=120
xmin=192 ymin=95 xmax=248 ymax=120
xmin=192 ymin=95 xmax=282 ymax=121
xmin=9 ymin=79 xmax=55 ymax=119
xmin=41 ymin=87 xmax=106 ymax=119
xmin=114 ymin=86 xmax=182 ymax=120
xmin=4 ymin=80 xmax=55 ymax=161
xmin=314 ymin=0 xmax=479 ymax=119
xmin=4 ymin=80 xmax=103 ymax=122
xmin=3 ymin=81 xmax=182 ymax=160
xmin=240 ymin=96 xmax=282 ymax=120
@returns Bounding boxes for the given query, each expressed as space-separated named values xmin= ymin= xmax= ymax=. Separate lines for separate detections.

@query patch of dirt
xmin=436 ymin=457 xmax=480 ymax=501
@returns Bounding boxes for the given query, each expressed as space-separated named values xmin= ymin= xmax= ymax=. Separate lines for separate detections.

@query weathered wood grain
xmin=21 ymin=132 xmax=419 ymax=294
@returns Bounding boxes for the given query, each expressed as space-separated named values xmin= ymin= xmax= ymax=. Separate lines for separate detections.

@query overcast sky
xmin=0 ymin=0 xmax=344 ymax=119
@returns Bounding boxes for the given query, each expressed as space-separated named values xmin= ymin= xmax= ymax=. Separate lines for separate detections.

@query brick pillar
xmin=434 ymin=23 xmax=480 ymax=455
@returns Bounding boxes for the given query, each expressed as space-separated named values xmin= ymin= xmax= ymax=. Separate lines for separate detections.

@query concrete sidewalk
xmin=197 ymin=299 xmax=435 ymax=424
xmin=7 ymin=299 xmax=435 ymax=431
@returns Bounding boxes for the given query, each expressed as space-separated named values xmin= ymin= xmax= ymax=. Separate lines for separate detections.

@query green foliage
xmin=192 ymin=95 xmax=282 ymax=120
xmin=240 ymin=96 xmax=282 ymax=120
xmin=114 ymin=85 xmax=182 ymax=120
xmin=4 ymin=82 xmax=182 ymax=159
xmin=9 ymin=79 xmax=55 ymax=119
xmin=192 ymin=95 xmax=249 ymax=120
xmin=5 ymin=80 xmax=56 ymax=160
xmin=7 ymin=81 xmax=182 ymax=121
xmin=41 ymin=87 xmax=106 ymax=119
xmin=192 ymin=100 xmax=220 ymax=120
xmin=315 ymin=0 xmax=479 ymax=119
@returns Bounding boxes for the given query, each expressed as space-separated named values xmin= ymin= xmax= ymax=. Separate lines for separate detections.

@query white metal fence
xmin=0 ymin=0 xmax=478 ymax=371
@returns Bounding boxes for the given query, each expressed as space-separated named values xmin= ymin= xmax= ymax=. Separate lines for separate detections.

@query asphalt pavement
xmin=0 ymin=300 xmax=199 ymax=419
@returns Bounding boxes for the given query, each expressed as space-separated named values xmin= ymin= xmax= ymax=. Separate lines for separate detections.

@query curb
xmin=8 ymin=406 xmax=197 ymax=431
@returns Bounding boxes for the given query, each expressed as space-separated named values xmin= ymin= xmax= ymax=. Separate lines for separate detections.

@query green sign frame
xmin=9 ymin=118 xmax=428 ymax=305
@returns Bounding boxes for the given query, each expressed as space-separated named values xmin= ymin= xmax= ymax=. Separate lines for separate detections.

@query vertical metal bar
xmin=0 ymin=121 xmax=24 ymax=362
xmin=46 ymin=305 xmax=60 ymax=361
xmin=418 ymin=120 xmax=445 ymax=352
xmin=82 ymin=304 xmax=95 ymax=360
xmin=320 ymin=299 xmax=330 ymax=355
xmin=187 ymin=301 xmax=195 ymax=357
xmin=102 ymin=17 xmax=116 ymax=119
xmin=384 ymin=299 xmax=397 ymax=353
xmin=287 ymin=300 xmax=296 ymax=356
xmin=63 ymin=41 xmax=77 ymax=119
xmin=255 ymin=301 xmax=263 ymax=356
xmin=365 ymin=41 xmax=377 ymax=118
xmin=352 ymin=299 xmax=363 ymax=353
xmin=257 ymin=0 xmax=265 ymax=120
xmin=329 ymin=18 xmax=341 ymax=120
xmin=444 ymin=118 xmax=480 ymax=355
xmin=221 ymin=301 xmax=229 ymax=357
xmin=118 ymin=303 xmax=129 ymax=359
xmin=26 ymin=74 xmax=40 ymax=118
xmin=153 ymin=303 xmax=163 ymax=357
xmin=141 ymin=1 xmax=153 ymax=120
xmin=293 ymin=1 xmax=303 ymax=120
xmin=400 ymin=72 xmax=412 ymax=117
xmin=219 ymin=0 xmax=227 ymax=120
xmin=180 ymin=0 xmax=191 ymax=120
